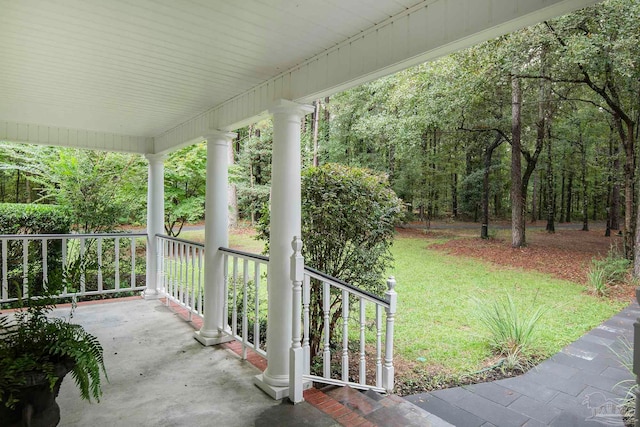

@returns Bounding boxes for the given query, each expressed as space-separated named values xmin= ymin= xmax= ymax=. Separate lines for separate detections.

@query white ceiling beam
xmin=154 ymin=0 xmax=600 ymax=154
xmin=0 ymin=120 xmax=153 ymax=154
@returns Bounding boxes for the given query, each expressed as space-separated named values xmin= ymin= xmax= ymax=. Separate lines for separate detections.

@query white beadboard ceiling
xmin=0 ymin=0 xmax=599 ymax=154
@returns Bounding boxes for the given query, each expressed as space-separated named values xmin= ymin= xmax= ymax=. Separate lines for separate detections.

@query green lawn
xmin=178 ymin=227 xmax=263 ymax=253
xmin=389 ymin=235 xmax=625 ymax=375
xmin=176 ymin=226 xmax=626 ymax=379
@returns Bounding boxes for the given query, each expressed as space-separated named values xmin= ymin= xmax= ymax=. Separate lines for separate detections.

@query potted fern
xmin=0 ymin=262 xmax=107 ymax=427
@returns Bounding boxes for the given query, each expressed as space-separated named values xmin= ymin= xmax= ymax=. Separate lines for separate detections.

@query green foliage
xmin=257 ymin=164 xmax=402 ymax=357
xmin=472 ymin=294 xmax=546 ymax=364
xmin=587 ymin=266 xmax=608 ymax=297
xmin=164 ymin=142 xmax=207 ymax=236
xmin=235 ymin=124 xmax=273 ymax=223
xmin=588 ymin=246 xmax=631 ymax=296
xmin=0 ymin=144 xmax=146 ymax=233
xmin=258 ymin=163 xmax=402 ymax=292
xmin=608 ymin=337 xmax=636 ymax=424
xmin=0 ymin=203 xmax=71 ymax=234
xmin=0 ymin=267 xmax=107 ymax=411
xmin=0 ymin=203 xmax=72 ymax=300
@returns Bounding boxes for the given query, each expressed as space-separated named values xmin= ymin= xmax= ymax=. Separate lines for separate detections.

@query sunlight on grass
xmin=389 ymin=235 xmax=625 ymax=374
xmin=178 ymin=227 xmax=264 ymax=253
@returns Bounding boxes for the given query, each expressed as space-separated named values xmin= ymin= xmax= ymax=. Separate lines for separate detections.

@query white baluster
xmin=41 ymin=239 xmax=48 ymax=290
xmin=254 ymin=262 xmax=261 ymax=351
xmin=61 ymin=238 xmax=67 ymax=295
xmin=242 ymin=258 xmax=249 ymax=359
xmin=289 ymin=236 xmax=304 ymax=403
xmin=222 ymin=253 xmax=229 ymax=324
xmin=156 ymin=236 xmax=162 ymax=295
xmin=22 ymin=238 xmax=28 ymax=298
xmin=178 ymin=243 xmax=184 ymax=304
xmin=114 ymin=237 xmax=120 ymax=291
xmin=97 ymin=238 xmax=103 ymax=292
xmin=130 ymin=238 xmax=136 ymax=289
xmin=376 ymin=305 xmax=383 ymax=388
xmin=190 ymin=246 xmax=196 ymax=319
xmin=383 ymin=277 xmax=397 ymax=393
xmin=323 ymin=281 xmax=331 ymax=378
xmin=232 ymin=256 xmax=238 ymax=337
xmin=303 ymin=275 xmax=311 ymax=376
xmin=342 ymin=289 xmax=349 ymax=382
xmin=197 ymin=247 xmax=204 ymax=315
xmin=80 ymin=238 xmax=86 ymax=294
xmin=359 ymin=298 xmax=366 ymax=385
xmin=1 ymin=239 xmax=7 ymax=300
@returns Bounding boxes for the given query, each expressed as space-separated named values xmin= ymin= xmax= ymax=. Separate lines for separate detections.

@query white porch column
xmin=254 ymin=99 xmax=313 ymax=400
xmin=195 ymin=131 xmax=237 ymax=346
xmin=144 ymin=153 xmax=165 ymax=299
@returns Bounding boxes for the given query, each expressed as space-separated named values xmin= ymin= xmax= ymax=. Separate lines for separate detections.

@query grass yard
xmin=177 ymin=223 xmax=629 ymax=392
xmin=389 ymin=231 xmax=627 ymax=390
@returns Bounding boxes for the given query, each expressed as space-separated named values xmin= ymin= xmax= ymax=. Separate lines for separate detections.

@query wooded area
xmin=0 ymin=0 xmax=638 ymax=268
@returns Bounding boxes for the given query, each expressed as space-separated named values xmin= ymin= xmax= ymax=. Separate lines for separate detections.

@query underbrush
xmin=588 ymin=245 xmax=632 ymax=296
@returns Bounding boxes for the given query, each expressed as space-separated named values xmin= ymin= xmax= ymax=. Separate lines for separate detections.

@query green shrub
xmin=0 ymin=204 xmax=72 ymax=301
xmin=473 ymin=294 xmax=545 ymax=361
xmin=0 ymin=203 xmax=71 ymax=234
xmin=257 ymin=163 xmax=403 ymax=359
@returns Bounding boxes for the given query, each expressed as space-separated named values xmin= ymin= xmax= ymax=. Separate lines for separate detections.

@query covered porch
xmin=0 ymin=0 xmax=617 ymax=421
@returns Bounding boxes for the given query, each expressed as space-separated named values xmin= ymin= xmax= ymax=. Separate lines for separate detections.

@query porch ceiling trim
xmin=153 ymin=0 xmax=599 ymax=154
xmin=0 ymin=120 xmax=153 ymax=154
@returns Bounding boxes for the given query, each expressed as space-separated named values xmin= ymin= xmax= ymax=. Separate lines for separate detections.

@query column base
xmin=143 ymin=289 xmax=161 ymax=300
xmin=253 ymin=374 xmax=313 ymax=401
xmin=254 ymin=374 xmax=290 ymax=400
xmin=194 ymin=330 xmax=233 ymax=346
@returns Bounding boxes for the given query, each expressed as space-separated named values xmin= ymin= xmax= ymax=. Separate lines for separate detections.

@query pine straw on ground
xmin=398 ymin=223 xmax=635 ymax=302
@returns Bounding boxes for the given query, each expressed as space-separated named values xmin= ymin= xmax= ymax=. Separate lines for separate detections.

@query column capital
xmin=269 ymin=99 xmax=314 ymax=117
xmin=203 ymin=130 xmax=237 ymax=146
xmin=144 ymin=153 xmax=166 ymax=162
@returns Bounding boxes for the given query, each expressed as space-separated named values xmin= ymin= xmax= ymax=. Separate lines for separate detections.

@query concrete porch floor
xmin=55 ymin=298 xmax=339 ymax=427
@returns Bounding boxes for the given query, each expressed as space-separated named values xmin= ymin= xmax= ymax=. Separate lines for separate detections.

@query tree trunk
xmin=565 ymin=172 xmax=573 ymax=223
xmin=580 ymin=133 xmax=589 ymax=231
xmin=545 ymin=138 xmax=555 ymax=233
xmin=25 ymin=174 xmax=31 ymax=203
xmin=15 ymin=169 xmax=20 ymax=203
xmin=482 ymin=134 xmax=502 ymax=239
xmin=228 ymin=139 xmax=238 ymax=228
xmin=451 ymin=173 xmax=458 ymax=219
xmin=311 ymin=100 xmax=320 ymax=167
xmin=611 ymin=152 xmax=621 ymax=230
xmin=511 ymin=76 xmax=525 ymax=247
xmin=531 ymin=170 xmax=539 ymax=223
xmin=323 ymin=96 xmax=330 ymax=147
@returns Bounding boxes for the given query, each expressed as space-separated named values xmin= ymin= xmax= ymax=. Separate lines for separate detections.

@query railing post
xmin=289 ymin=236 xmax=305 ymax=403
xmin=633 ymin=288 xmax=640 ymax=427
xmin=382 ymin=276 xmax=397 ymax=394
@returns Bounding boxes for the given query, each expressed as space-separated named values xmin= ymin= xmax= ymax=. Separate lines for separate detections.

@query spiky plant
xmin=473 ymin=293 xmax=546 ymax=360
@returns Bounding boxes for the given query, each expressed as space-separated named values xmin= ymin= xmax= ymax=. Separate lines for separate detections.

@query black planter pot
xmin=0 ymin=362 xmax=73 ymax=427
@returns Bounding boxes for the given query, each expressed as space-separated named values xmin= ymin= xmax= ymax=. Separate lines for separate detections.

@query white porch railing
xmin=157 ymin=235 xmax=205 ymax=320
xmin=219 ymin=247 xmax=269 ymax=358
xmin=0 ymin=233 xmax=147 ymax=304
xmin=156 ymin=235 xmax=269 ymax=359
xmin=289 ymin=237 xmax=397 ymax=401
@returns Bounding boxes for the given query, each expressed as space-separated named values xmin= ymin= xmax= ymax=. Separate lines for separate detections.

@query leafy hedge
xmin=0 ymin=203 xmax=72 ymax=235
